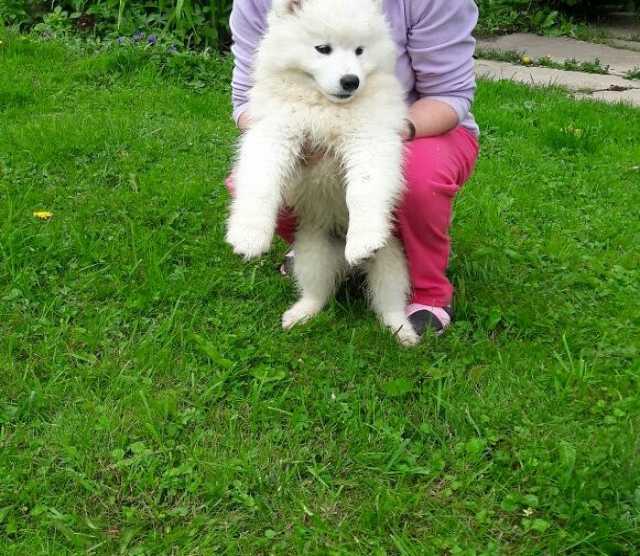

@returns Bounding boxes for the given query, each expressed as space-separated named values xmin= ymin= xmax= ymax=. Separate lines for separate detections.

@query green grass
xmin=1 ymin=32 xmax=640 ymax=554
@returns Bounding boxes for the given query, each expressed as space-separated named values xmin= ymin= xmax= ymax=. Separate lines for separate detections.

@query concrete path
xmin=475 ymin=27 xmax=640 ymax=108
xmin=475 ymin=59 xmax=640 ymax=107
xmin=608 ymin=38 xmax=640 ymax=53
xmin=575 ymin=88 xmax=640 ymax=105
xmin=476 ymin=33 xmax=640 ymax=77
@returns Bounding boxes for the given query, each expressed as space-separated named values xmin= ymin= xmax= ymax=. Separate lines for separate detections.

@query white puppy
xmin=226 ymin=0 xmax=418 ymax=346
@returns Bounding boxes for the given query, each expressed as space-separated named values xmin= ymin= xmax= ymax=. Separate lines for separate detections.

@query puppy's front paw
xmin=225 ymin=218 xmax=273 ymax=260
xmin=282 ymin=299 xmax=323 ymax=330
xmin=344 ymin=227 xmax=389 ymax=266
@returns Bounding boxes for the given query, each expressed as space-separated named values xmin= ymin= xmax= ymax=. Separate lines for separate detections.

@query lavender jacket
xmin=229 ymin=0 xmax=479 ymax=136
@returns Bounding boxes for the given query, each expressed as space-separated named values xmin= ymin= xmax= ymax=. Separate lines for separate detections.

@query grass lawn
xmin=1 ymin=32 xmax=640 ymax=554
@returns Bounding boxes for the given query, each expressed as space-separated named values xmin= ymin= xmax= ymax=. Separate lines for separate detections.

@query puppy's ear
xmin=272 ymin=0 xmax=304 ymax=16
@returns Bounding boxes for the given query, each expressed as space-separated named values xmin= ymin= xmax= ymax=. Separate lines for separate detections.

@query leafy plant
xmin=1 ymin=0 xmax=233 ymax=49
xmin=2 ymin=1 xmax=639 ymax=51
xmin=33 ymin=5 xmax=72 ymax=37
xmin=475 ymin=0 xmax=639 ymax=37
xmin=0 ymin=0 xmax=37 ymax=27
xmin=626 ymin=66 xmax=640 ymax=80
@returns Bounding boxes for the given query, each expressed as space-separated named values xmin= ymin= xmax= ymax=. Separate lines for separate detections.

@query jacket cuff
xmin=232 ymin=103 xmax=249 ymax=126
xmin=421 ymin=95 xmax=471 ymax=124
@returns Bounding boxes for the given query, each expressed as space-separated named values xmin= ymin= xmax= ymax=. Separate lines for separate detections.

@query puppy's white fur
xmin=226 ymin=0 xmax=418 ymax=345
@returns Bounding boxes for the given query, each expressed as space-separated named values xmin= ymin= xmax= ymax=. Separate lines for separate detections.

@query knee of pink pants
xmin=224 ymin=176 xmax=297 ymax=244
xmin=397 ymin=127 xmax=479 ymax=306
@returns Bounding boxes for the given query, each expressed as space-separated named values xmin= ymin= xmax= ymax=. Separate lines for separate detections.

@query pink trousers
xmin=226 ymin=126 xmax=479 ymax=307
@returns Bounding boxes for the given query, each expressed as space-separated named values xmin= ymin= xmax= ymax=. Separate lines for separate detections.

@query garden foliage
xmin=0 ymin=0 xmax=638 ymax=50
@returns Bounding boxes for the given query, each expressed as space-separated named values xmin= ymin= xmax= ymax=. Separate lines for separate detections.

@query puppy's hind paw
xmin=395 ymin=325 xmax=420 ymax=347
xmin=382 ymin=315 xmax=419 ymax=346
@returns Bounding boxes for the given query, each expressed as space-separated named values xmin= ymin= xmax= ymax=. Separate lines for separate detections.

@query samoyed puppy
xmin=226 ymin=0 xmax=418 ymax=346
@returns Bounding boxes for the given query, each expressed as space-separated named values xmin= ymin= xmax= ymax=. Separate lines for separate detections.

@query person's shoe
xmin=407 ymin=304 xmax=453 ymax=336
xmin=279 ymin=250 xmax=295 ymax=276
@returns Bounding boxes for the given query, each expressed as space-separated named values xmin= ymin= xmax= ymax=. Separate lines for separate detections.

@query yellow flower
xmin=33 ymin=211 xmax=53 ymax=220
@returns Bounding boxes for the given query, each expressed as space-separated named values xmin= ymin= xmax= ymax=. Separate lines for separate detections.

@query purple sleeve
xmin=229 ymin=0 xmax=269 ymax=123
xmin=407 ymin=0 xmax=478 ymax=123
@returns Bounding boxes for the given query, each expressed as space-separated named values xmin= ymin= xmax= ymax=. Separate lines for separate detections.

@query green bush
xmin=0 ymin=0 xmax=233 ymax=49
xmin=0 ymin=0 xmax=638 ymax=50
xmin=476 ymin=0 xmax=638 ymax=35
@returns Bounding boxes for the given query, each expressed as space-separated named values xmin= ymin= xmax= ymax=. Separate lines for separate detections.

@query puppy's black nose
xmin=340 ymin=74 xmax=360 ymax=92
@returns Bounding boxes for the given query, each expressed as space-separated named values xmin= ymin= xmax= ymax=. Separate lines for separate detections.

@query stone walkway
xmin=477 ymin=32 xmax=640 ymax=77
xmin=476 ymin=59 xmax=640 ymax=106
xmin=475 ymin=25 xmax=640 ymax=107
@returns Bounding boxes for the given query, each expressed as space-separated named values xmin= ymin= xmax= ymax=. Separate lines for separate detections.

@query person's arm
xmin=405 ymin=0 xmax=478 ymax=138
xmin=229 ymin=0 xmax=269 ymax=128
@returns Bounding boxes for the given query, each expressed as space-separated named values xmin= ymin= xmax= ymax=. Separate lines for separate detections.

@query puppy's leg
xmin=282 ymin=229 xmax=347 ymax=330
xmin=341 ymin=131 xmax=404 ymax=266
xmin=226 ymin=118 xmax=302 ymax=259
xmin=365 ymin=236 xmax=418 ymax=346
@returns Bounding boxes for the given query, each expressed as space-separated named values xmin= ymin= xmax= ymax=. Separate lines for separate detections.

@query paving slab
xmin=475 ymin=60 xmax=638 ymax=91
xmin=475 ymin=60 xmax=640 ymax=107
xmin=476 ymin=32 xmax=640 ymax=77
xmin=609 ymin=38 xmax=640 ymax=53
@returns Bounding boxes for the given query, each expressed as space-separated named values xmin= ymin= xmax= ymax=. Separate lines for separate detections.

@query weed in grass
xmin=560 ymin=57 xmax=610 ymax=75
xmin=475 ymin=47 xmax=523 ymax=64
xmin=626 ymin=66 xmax=640 ymax=80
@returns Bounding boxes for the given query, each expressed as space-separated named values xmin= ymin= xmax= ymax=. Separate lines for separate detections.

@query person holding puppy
xmin=227 ymin=0 xmax=479 ymax=337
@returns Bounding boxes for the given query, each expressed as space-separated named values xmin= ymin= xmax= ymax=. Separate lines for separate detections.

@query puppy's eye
xmin=315 ymin=44 xmax=332 ymax=55
xmin=355 ymin=46 xmax=364 ymax=56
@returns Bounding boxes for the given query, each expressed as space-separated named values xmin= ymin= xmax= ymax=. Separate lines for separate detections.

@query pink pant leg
xmin=224 ymin=176 xmax=297 ymax=244
xmin=398 ymin=127 xmax=479 ymax=307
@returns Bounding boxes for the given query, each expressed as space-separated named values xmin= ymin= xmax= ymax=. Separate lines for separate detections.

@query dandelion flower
xmin=33 ymin=211 xmax=53 ymax=221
